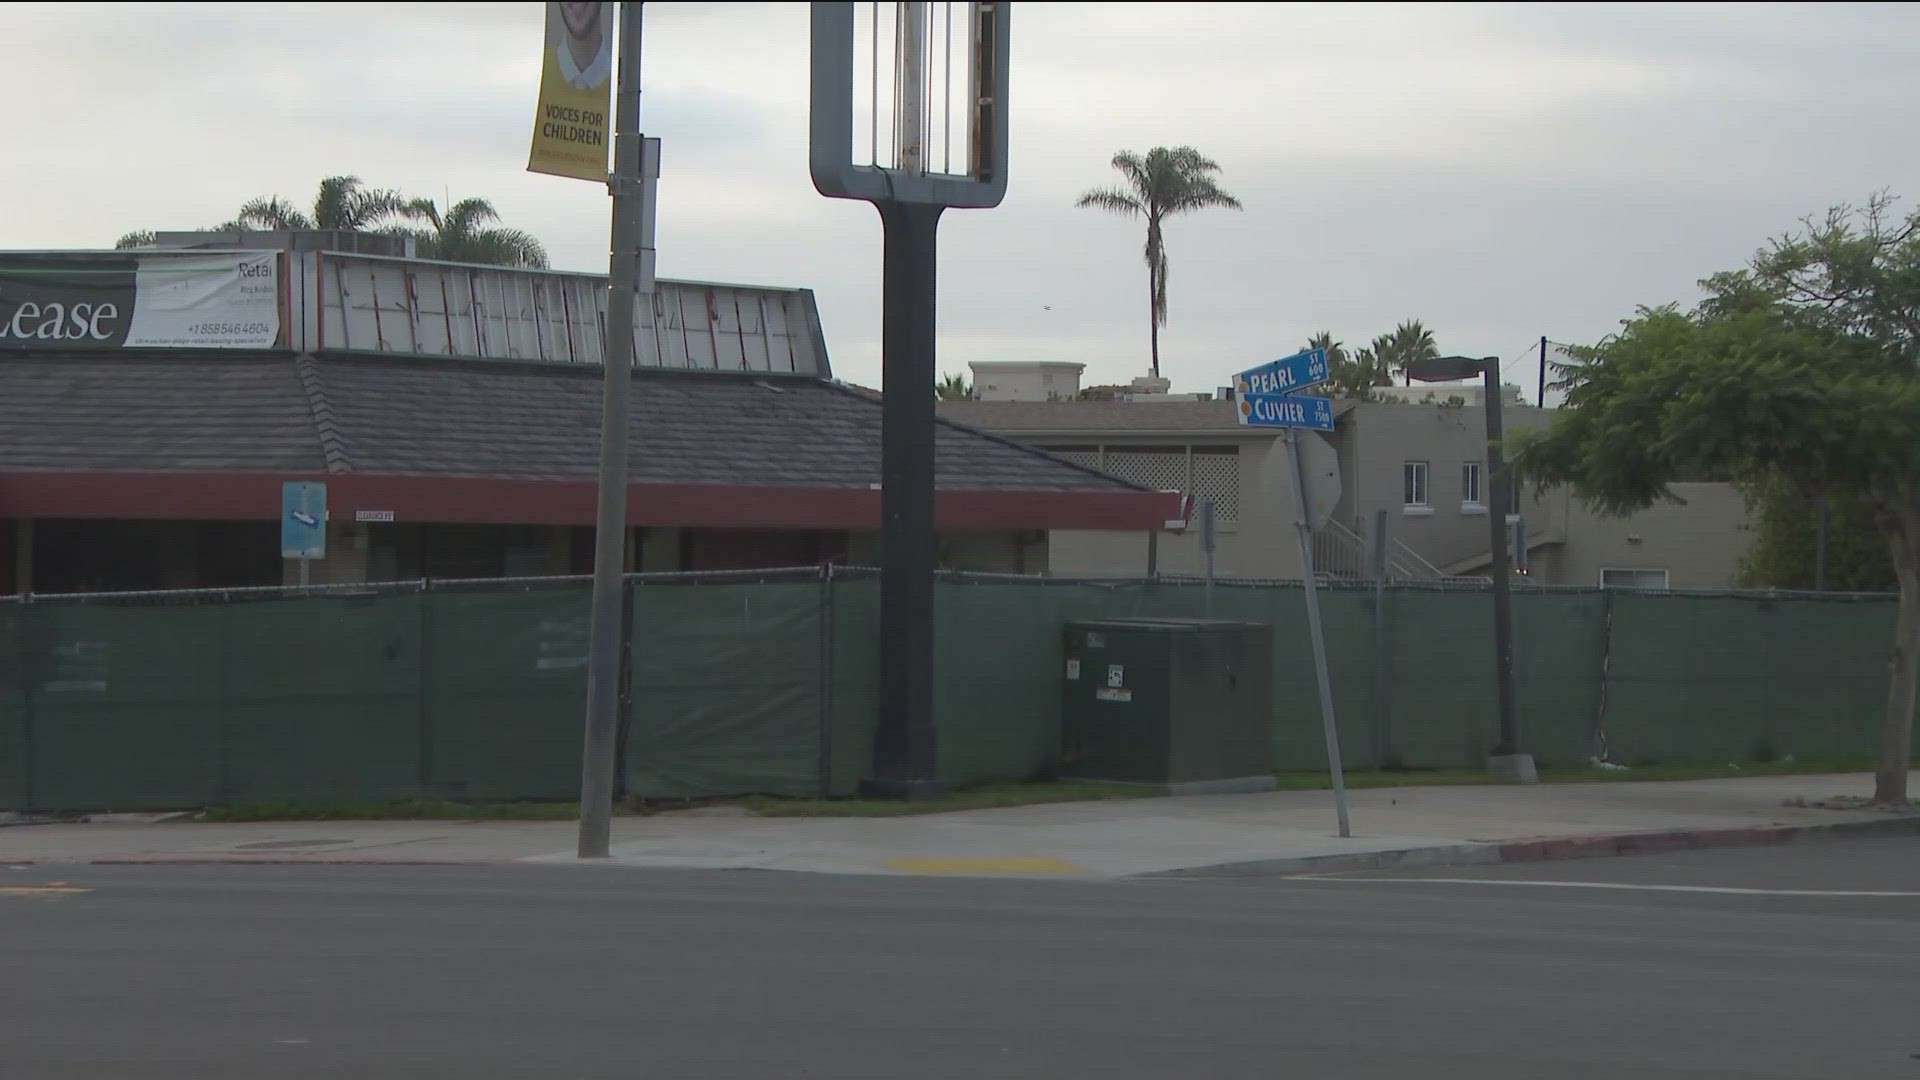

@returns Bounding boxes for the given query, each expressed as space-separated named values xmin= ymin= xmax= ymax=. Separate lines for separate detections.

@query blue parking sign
xmin=281 ymin=482 xmax=326 ymax=560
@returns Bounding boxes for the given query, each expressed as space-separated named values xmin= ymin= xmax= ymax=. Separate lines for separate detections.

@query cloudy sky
xmin=4 ymin=2 xmax=1916 ymax=398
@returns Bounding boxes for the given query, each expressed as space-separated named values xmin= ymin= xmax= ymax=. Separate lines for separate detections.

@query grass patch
xmin=742 ymin=780 xmax=1157 ymax=818
xmin=1274 ymin=759 xmax=1878 ymax=791
xmin=197 ymin=799 xmax=595 ymax=822
xmin=191 ymin=760 xmax=1888 ymax=821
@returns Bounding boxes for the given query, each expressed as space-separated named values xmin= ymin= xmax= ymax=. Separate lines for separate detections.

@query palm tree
xmin=1305 ymin=331 xmax=1373 ymax=400
xmin=935 ymin=372 xmax=973 ymax=402
xmin=1075 ymin=147 xmax=1242 ymax=380
xmin=391 ymin=197 xmax=549 ymax=268
xmin=235 ymin=175 xmax=423 ymax=232
xmin=1378 ymin=319 xmax=1439 ymax=383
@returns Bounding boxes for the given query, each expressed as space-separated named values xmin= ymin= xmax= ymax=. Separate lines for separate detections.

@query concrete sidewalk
xmin=3 ymin=772 xmax=1914 ymax=878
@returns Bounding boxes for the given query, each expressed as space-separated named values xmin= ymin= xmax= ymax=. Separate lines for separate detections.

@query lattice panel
xmin=1190 ymin=451 xmax=1241 ymax=522
xmin=1048 ymin=450 xmax=1102 ymax=471
xmin=1101 ymin=451 xmax=1188 ymax=497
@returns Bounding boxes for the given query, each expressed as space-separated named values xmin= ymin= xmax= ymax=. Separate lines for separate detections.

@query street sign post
xmin=281 ymin=481 xmax=325 ymax=587
xmin=1225 ymin=346 xmax=1349 ymax=836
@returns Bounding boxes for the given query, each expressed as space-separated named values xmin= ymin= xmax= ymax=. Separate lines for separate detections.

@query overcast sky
xmin=4 ymin=2 xmax=1917 ymax=398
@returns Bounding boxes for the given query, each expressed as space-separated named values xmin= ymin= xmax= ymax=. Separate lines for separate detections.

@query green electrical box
xmin=1060 ymin=618 xmax=1275 ymax=794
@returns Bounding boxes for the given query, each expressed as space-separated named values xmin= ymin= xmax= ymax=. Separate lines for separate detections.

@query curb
xmin=1151 ymin=814 xmax=1920 ymax=879
xmin=5 ymin=855 xmax=508 ymax=867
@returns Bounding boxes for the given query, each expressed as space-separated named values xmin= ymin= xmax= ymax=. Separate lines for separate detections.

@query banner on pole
xmin=528 ymin=2 xmax=615 ymax=182
xmin=0 ymin=252 xmax=280 ymax=351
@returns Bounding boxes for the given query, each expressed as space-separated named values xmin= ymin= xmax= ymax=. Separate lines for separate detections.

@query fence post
xmin=216 ymin=603 xmax=234 ymax=805
xmin=817 ymin=563 xmax=836 ymax=797
xmin=416 ymin=586 xmax=434 ymax=795
xmin=1372 ymin=510 xmax=1394 ymax=767
xmin=18 ymin=598 xmax=36 ymax=813
xmin=614 ymin=575 xmax=636 ymax=802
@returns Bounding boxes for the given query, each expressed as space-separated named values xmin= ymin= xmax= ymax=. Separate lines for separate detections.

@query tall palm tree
xmin=392 ymin=197 xmax=549 ymax=268
xmin=1075 ymin=147 xmax=1242 ymax=380
xmin=235 ymin=175 xmax=422 ymax=232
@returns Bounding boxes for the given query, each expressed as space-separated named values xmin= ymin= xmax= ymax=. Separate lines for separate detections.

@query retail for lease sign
xmin=0 ymin=252 xmax=280 ymax=350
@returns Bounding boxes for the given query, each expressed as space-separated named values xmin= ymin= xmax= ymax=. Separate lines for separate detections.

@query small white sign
xmin=1095 ymin=687 xmax=1133 ymax=704
xmin=1107 ymin=664 xmax=1125 ymax=689
xmin=1066 ymin=659 xmax=1081 ymax=681
xmin=355 ymin=510 xmax=396 ymax=523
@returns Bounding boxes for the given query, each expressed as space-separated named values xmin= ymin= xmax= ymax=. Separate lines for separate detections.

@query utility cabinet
xmin=1060 ymin=618 xmax=1275 ymax=794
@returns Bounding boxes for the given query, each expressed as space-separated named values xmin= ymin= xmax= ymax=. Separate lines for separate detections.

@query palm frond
xmin=1075 ymin=188 xmax=1143 ymax=217
xmin=236 ymin=196 xmax=313 ymax=231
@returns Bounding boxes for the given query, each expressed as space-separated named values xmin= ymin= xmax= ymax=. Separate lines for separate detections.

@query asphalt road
xmin=3 ymin=838 xmax=1917 ymax=1079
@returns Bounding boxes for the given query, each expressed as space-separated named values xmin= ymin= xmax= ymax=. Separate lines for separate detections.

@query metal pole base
xmin=1486 ymin=753 xmax=1539 ymax=784
xmin=858 ymin=777 xmax=951 ymax=801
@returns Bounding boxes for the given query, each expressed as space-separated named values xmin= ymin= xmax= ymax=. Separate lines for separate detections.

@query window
xmin=1403 ymin=461 xmax=1430 ymax=509
xmin=1600 ymin=567 xmax=1670 ymax=591
xmin=1461 ymin=462 xmax=1483 ymax=508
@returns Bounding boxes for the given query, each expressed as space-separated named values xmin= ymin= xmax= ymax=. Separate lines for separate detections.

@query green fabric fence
xmin=0 ymin=576 xmax=1912 ymax=811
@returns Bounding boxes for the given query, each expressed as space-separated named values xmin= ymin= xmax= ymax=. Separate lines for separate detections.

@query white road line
xmin=1288 ymin=876 xmax=1920 ymax=898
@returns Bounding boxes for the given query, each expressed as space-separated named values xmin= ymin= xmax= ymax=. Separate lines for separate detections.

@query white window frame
xmin=1599 ymin=567 xmax=1670 ymax=591
xmin=1460 ymin=461 xmax=1484 ymax=513
xmin=1403 ymin=460 xmax=1431 ymax=515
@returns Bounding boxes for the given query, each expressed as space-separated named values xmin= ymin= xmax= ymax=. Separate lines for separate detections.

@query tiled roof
xmin=0 ymin=351 xmax=1141 ymax=493
xmin=0 ymin=352 xmax=326 ymax=472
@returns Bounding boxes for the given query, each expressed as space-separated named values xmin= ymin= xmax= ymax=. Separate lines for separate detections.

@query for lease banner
xmin=528 ymin=2 xmax=614 ymax=182
xmin=0 ymin=252 xmax=280 ymax=350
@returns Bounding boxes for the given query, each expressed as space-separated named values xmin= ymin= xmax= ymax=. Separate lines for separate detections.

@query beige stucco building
xmin=942 ymin=378 xmax=1755 ymax=591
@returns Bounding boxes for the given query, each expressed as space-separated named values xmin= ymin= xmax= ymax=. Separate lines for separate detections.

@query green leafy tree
xmin=113 ymin=230 xmax=156 ymax=249
xmin=1515 ymin=197 xmax=1920 ymax=804
xmin=1737 ymin=476 xmax=1895 ymax=591
xmin=1075 ymin=147 xmax=1242 ymax=380
xmin=391 ymin=196 xmax=549 ymax=268
xmin=935 ymin=372 xmax=973 ymax=402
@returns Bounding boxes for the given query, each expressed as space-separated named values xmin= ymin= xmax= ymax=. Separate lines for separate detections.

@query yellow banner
xmin=528 ymin=2 xmax=614 ymax=182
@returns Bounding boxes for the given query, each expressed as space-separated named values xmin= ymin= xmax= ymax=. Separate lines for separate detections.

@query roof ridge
xmin=826 ymin=381 xmax=1155 ymax=493
xmin=294 ymin=353 xmax=353 ymax=475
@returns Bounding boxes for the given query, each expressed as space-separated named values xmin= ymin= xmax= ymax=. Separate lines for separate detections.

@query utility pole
xmin=1537 ymin=335 xmax=1548 ymax=408
xmin=1482 ymin=360 xmax=1532 ymax=782
xmin=579 ymin=1 xmax=649 ymax=858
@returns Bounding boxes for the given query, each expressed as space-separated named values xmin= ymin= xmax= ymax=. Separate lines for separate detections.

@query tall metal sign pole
xmin=579 ymin=2 xmax=655 ymax=858
xmin=809 ymin=2 xmax=1011 ymax=799
xmin=1233 ymin=347 xmax=1350 ymax=837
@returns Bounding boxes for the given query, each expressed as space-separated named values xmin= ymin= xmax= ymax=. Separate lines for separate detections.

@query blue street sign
xmin=1237 ymin=392 xmax=1336 ymax=431
xmin=281 ymin=481 xmax=326 ymax=560
xmin=1235 ymin=347 xmax=1330 ymax=397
